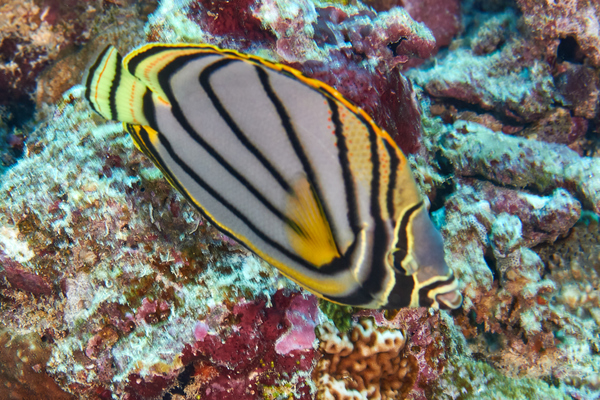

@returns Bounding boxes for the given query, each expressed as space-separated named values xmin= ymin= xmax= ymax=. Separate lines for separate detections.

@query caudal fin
xmin=84 ymin=45 xmax=151 ymax=127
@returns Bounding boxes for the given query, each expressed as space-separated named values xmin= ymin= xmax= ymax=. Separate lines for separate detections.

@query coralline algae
xmin=0 ymin=0 xmax=599 ymax=399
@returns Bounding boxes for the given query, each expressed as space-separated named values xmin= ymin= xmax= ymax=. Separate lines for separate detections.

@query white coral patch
xmin=0 ymin=226 xmax=35 ymax=263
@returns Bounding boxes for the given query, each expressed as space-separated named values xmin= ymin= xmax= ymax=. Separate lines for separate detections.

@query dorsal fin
xmin=123 ymin=44 xmax=211 ymax=104
xmin=85 ymin=45 xmax=152 ymax=126
xmin=285 ymin=176 xmax=341 ymax=267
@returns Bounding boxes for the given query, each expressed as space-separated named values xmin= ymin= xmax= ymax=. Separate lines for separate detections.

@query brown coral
xmin=314 ymin=319 xmax=417 ymax=400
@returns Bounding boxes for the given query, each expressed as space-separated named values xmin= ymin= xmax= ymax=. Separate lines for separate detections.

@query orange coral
xmin=314 ymin=318 xmax=418 ymax=400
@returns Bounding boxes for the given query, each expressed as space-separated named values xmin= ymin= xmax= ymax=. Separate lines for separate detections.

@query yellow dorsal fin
xmin=85 ymin=45 xmax=151 ymax=126
xmin=123 ymin=44 xmax=210 ymax=104
xmin=285 ymin=176 xmax=340 ymax=267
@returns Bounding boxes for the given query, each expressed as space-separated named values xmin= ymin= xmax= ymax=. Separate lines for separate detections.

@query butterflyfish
xmin=84 ymin=43 xmax=462 ymax=310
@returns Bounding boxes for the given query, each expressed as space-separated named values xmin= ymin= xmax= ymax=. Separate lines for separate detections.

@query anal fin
xmin=285 ymin=176 xmax=340 ymax=267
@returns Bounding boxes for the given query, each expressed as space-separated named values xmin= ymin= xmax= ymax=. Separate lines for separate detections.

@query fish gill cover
xmin=0 ymin=0 xmax=598 ymax=399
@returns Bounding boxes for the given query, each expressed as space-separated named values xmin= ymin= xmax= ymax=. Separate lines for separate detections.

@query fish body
xmin=85 ymin=43 xmax=462 ymax=309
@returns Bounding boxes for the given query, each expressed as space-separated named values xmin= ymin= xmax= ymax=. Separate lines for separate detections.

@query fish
xmin=84 ymin=43 xmax=462 ymax=310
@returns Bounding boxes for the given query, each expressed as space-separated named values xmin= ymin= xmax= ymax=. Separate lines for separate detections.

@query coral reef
xmin=1 ymin=0 xmax=600 ymax=399
xmin=407 ymin=10 xmax=559 ymax=123
xmin=363 ymin=0 xmax=462 ymax=53
xmin=413 ymin=79 xmax=600 ymax=399
xmin=176 ymin=292 xmax=318 ymax=399
xmin=439 ymin=121 xmax=600 ymax=214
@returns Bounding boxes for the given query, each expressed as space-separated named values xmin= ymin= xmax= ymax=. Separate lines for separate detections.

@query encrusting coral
xmin=314 ymin=318 xmax=415 ymax=400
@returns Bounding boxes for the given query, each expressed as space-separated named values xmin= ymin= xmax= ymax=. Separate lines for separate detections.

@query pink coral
xmin=275 ymin=294 xmax=319 ymax=354
xmin=163 ymin=290 xmax=317 ymax=399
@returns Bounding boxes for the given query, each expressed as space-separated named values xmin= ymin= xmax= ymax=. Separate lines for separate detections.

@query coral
xmin=535 ymin=219 xmax=600 ymax=394
xmin=416 ymin=109 xmax=599 ymax=395
xmin=439 ymin=120 xmax=600 ymax=214
xmin=407 ymin=9 xmax=560 ymax=123
xmin=314 ymin=318 xmax=414 ymax=400
xmin=275 ymin=293 xmax=320 ymax=355
xmin=1 ymin=1 xmax=599 ymax=399
xmin=518 ymin=107 xmax=588 ymax=155
xmin=0 ymin=249 xmax=53 ymax=296
xmin=437 ymin=357 xmax=572 ymax=400
xmin=172 ymin=291 xmax=317 ymax=400
xmin=148 ymin=0 xmax=437 ymax=154
xmin=362 ymin=0 xmax=462 ymax=53
xmin=516 ymin=0 xmax=600 ymax=67
xmin=439 ymin=175 xmax=579 ymax=315
xmin=554 ymin=62 xmax=600 ymax=121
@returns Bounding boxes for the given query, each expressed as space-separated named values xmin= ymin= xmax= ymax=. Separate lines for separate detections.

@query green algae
xmin=318 ymin=299 xmax=355 ymax=333
xmin=438 ymin=359 xmax=570 ymax=400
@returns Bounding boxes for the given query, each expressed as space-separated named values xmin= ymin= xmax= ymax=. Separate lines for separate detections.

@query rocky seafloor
xmin=0 ymin=0 xmax=599 ymax=399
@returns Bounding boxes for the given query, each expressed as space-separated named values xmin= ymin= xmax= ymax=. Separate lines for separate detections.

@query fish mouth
xmin=436 ymin=289 xmax=463 ymax=310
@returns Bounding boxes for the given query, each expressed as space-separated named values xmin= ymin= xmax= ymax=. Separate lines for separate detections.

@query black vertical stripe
xmin=386 ymin=272 xmax=415 ymax=308
xmin=142 ymin=88 xmax=157 ymax=130
xmin=198 ymin=59 xmax=292 ymax=194
xmin=107 ymin=52 xmax=123 ymax=121
xmin=152 ymin=54 xmax=294 ymax=228
xmin=85 ymin=45 xmax=112 ymax=113
xmin=361 ymin=123 xmax=388 ymax=296
xmin=325 ymin=99 xmax=362 ymax=238
xmin=383 ymin=140 xmax=400 ymax=219
xmin=256 ymin=69 xmax=344 ymax=250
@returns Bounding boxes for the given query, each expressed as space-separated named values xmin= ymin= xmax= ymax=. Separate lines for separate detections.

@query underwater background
xmin=0 ymin=0 xmax=599 ymax=399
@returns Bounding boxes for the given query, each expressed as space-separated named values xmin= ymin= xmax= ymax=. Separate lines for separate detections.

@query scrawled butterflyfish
xmin=84 ymin=43 xmax=462 ymax=310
